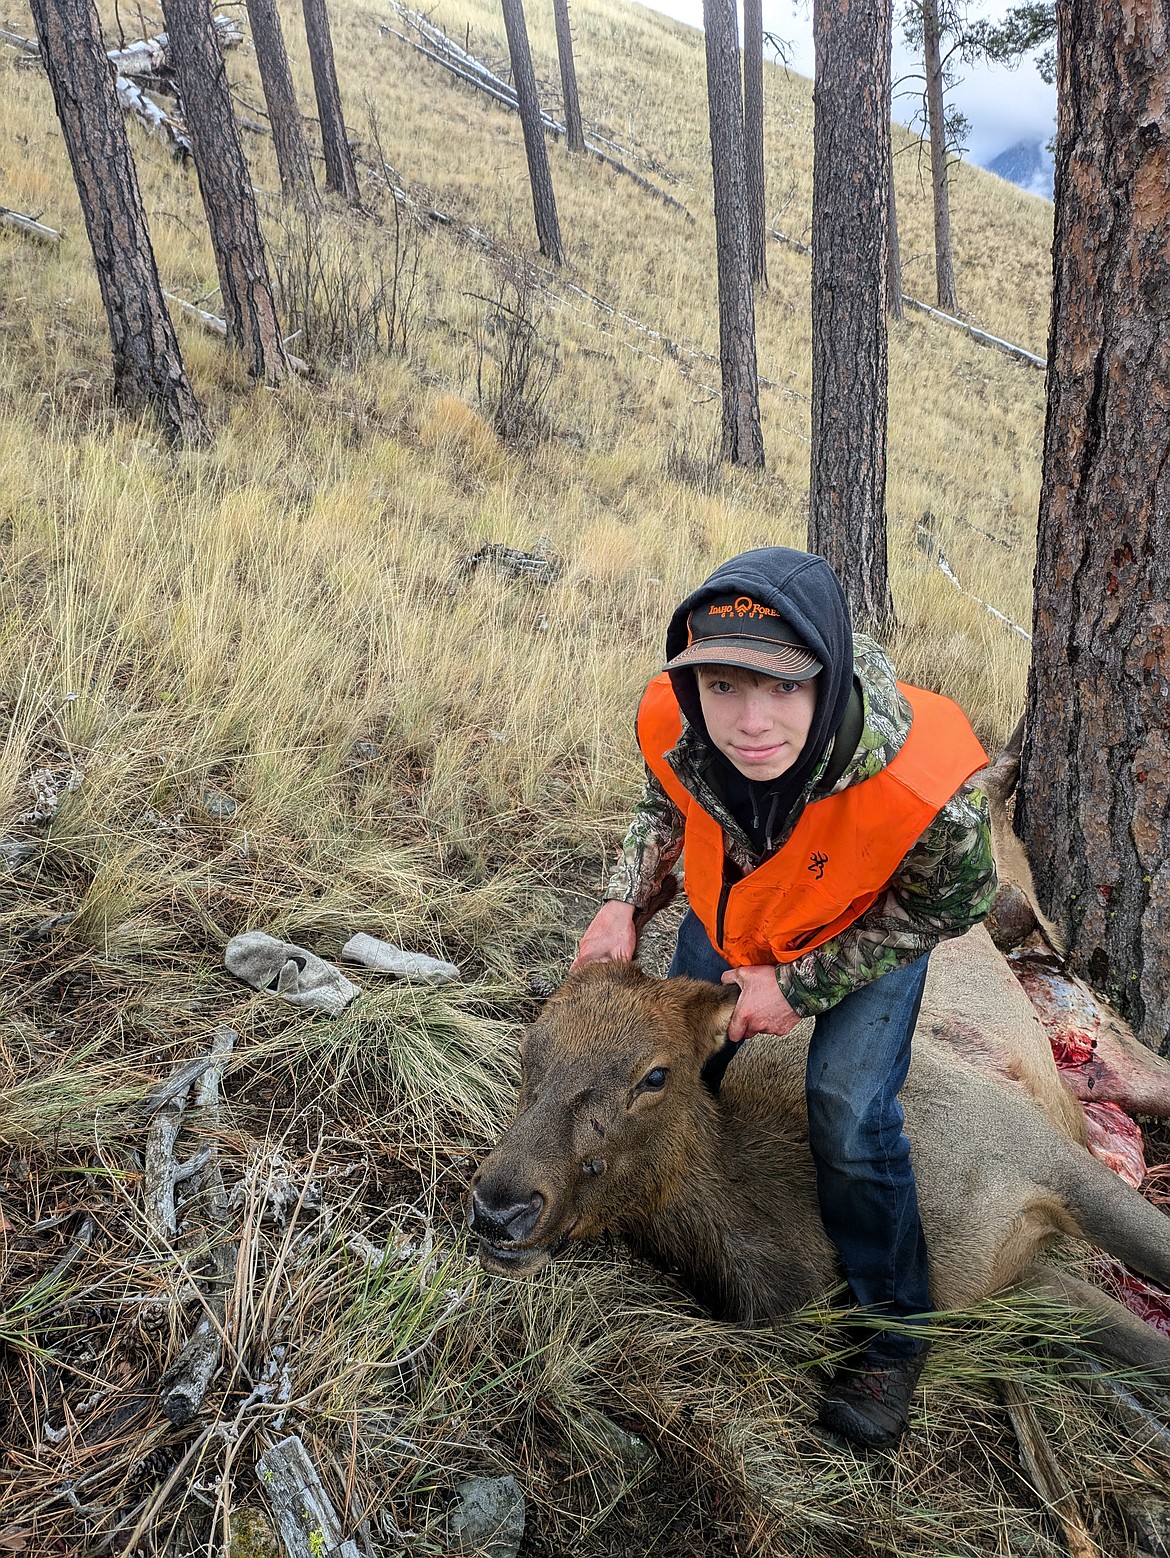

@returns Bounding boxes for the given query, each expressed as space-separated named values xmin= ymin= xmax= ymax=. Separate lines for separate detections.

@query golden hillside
xmin=4 ymin=2 xmax=1145 ymax=1554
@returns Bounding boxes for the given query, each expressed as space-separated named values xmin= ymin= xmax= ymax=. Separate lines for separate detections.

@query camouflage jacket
xmin=604 ymin=635 xmax=997 ymax=1017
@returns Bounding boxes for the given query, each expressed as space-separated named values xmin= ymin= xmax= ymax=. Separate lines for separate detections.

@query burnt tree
xmin=245 ymin=0 xmax=320 ymax=210
xmin=552 ymin=0 xmax=584 ymax=154
xmin=1016 ymin=0 xmax=1170 ymax=1055
xmin=28 ymin=0 xmax=206 ymax=444
xmin=808 ymin=0 xmax=893 ymax=628
xmin=162 ymin=0 xmax=289 ymax=381
xmin=742 ymin=0 xmax=767 ymax=286
xmin=921 ymin=0 xmax=958 ymax=312
xmin=703 ymin=0 xmax=763 ymax=466
xmin=501 ymin=0 xmax=564 ymax=263
xmin=301 ymin=0 xmax=359 ymax=201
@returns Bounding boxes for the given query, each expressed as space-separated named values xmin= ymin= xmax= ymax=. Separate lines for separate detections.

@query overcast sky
xmin=639 ymin=0 xmax=1057 ymax=173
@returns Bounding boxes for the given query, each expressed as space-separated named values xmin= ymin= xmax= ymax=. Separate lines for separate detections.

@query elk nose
xmin=468 ymin=1186 xmax=545 ymax=1244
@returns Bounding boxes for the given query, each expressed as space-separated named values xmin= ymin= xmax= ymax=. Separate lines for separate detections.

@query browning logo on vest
xmin=636 ymin=673 xmax=987 ymax=966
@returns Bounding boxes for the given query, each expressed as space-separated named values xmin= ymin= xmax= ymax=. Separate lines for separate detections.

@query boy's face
xmin=695 ymin=664 xmax=818 ymax=782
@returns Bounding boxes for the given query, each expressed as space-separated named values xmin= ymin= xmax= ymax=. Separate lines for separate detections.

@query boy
xmin=572 ymin=546 xmax=996 ymax=1449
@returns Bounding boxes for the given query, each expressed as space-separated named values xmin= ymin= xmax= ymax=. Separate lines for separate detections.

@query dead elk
xmin=469 ymin=932 xmax=1170 ymax=1377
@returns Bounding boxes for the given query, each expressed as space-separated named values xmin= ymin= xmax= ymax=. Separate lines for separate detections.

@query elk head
xmin=467 ymin=963 xmax=738 ymax=1277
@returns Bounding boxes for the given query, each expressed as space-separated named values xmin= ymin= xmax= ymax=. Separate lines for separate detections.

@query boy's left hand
xmin=721 ymin=965 xmax=802 ymax=1044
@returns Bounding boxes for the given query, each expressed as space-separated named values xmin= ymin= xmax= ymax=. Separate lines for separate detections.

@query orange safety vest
xmin=636 ymin=673 xmax=987 ymax=966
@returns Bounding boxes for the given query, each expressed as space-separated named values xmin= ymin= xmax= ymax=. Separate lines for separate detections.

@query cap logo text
xmin=708 ymin=596 xmax=781 ymax=621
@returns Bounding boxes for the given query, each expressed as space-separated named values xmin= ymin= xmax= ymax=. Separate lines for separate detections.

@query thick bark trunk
xmin=703 ymin=0 xmax=763 ymax=467
xmin=552 ymin=0 xmax=584 ymax=154
xmin=742 ymin=0 xmax=767 ymax=287
xmin=922 ymin=0 xmax=957 ymax=314
xmin=301 ymin=0 xmax=359 ymax=202
xmin=500 ymin=0 xmax=564 ymax=264
xmin=887 ymin=106 xmax=903 ymax=319
xmin=245 ymin=0 xmax=319 ymax=210
xmin=27 ymin=0 xmax=206 ymax=444
xmin=1016 ymin=0 xmax=1170 ymax=1055
xmin=808 ymin=0 xmax=892 ymax=630
xmin=163 ymin=0 xmax=289 ymax=382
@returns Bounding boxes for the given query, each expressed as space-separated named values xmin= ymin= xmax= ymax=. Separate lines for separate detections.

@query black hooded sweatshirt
xmin=664 ymin=548 xmax=857 ymax=856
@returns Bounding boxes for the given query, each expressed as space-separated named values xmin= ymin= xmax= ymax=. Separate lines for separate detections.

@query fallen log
xmin=0 ymin=206 xmax=62 ymax=243
xmin=770 ymin=226 xmax=1047 ymax=371
xmin=383 ymin=8 xmax=694 ymax=221
xmin=163 ymin=291 xmax=311 ymax=376
xmin=107 ymin=15 xmax=242 ymax=78
xmin=8 ymin=16 xmax=241 ymax=161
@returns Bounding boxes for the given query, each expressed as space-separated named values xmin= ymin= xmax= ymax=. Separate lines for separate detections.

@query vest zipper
xmin=716 ymin=878 xmax=731 ymax=951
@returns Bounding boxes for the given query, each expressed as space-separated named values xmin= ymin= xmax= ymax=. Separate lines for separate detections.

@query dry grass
xmin=4 ymin=0 xmax=1164 ymax=1552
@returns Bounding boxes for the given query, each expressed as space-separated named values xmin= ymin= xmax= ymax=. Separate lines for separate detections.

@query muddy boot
xmin=817 ymin=1345 xmax=929 ymax=1451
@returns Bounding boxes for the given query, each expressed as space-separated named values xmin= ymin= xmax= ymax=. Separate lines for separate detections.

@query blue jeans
xmin=670 ymin=909 xmax=931 ymax=1358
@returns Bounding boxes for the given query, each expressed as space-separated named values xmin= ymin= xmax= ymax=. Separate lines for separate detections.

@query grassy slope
xmin=4 ymin=2 xmax=1162 ymax=1554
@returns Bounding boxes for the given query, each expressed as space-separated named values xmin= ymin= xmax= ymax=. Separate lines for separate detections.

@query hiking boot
xmin=817 ymin=1346 xmax=929 ymax=1451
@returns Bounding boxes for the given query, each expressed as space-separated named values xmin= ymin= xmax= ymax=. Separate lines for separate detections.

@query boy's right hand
xmin=569 ymin=900 xmax=637 ymax=973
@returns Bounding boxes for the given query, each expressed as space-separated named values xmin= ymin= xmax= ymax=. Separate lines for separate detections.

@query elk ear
xmin=679 ymin=978 xmax=740 ymax=1063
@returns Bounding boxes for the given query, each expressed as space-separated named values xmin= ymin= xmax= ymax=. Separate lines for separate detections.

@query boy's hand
xmin=570 ymin=901 xmax=637 ymax=973
xmin=721 ymin=965 xmax=801 ymax=1044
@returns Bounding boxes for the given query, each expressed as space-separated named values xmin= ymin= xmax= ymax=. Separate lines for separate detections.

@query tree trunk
xmin=301 ymin=0 xmax=359 ymax=201
xmin=552 ymin=0 xmax=584 ymax=154
xmin=887 ymin=115 xmax=903 ymax=319
xmin=922 ymin=0 xmax=958 ymax=313
xmin=500 ymin=0 xmax=564 ymax=264
xmin=27 ymin=0 xmax=206 ymax=445
xmin=245 ymin=0 xmax=320 ymax=211
xmin=1016 ymin=0 xmax=1170 ymax=1056
xmin=742 ymin=0 xmax=767 ymax=287
xmin=808 ymin=0 xmax=893 ymax=630
xmin=163 ymin=0 xmax=289 ymax=382
xmin=703 ymin=0 xmax=763 ymax=467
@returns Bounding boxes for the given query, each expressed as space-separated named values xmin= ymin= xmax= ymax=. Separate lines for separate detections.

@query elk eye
xmin=638 ymin=1066 xmax=669 ymax=1093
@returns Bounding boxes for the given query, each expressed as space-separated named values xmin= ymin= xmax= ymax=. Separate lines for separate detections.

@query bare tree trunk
xmin=301 ymin=0 xmax=359 ymax=201
xmin=1016 ymin=0 xmax=1170 ymax=1056
xmin=162 ymin=0 xmax=289 ymax=382
xmin=703 ymin=0 xmax=763 ymax=467
xmin=552 ymin=0 xmax=584 ymax=154
xmin=27 ymin=0 xmax=206 ymax=444
xmin=922 ymin=0 xmax=958 ymax=313
xmin=500 ymin=0 xmax=564 ymax=264
xmin=808 ymin=0 xmax=892 ymax=631
xmin=742 ymin=0 xmax=767 ymax=287
xmin=887 ymin=116 xmax=903 ymax=319
xmin=245 ymin=0 xmax=320 ymax=211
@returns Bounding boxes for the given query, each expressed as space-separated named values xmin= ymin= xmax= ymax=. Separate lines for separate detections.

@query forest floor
xmin=3 ymin=0 xmax=1170 ymax=1552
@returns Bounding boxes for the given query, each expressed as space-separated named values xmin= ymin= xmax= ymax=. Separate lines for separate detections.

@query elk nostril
xmin=470 ymin=1187 xmax=545 ymax=1243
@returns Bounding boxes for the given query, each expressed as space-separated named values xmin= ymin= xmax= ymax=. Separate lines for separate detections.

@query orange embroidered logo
xmin=708 ymin=596 xmax=782 ymax=621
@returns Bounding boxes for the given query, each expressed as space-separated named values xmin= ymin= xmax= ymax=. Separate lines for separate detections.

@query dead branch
xmin=770 ymin=226 xmax=1047 ymax=370
xmin=144 ymin=1071 xmax=189 ymax=1241
xmin=0 ymin=206 xmax=63 ymax=243
xmin=256 ymin=1434 xmax=362 ymax=1558
xmin=999 ymin=1380 xmax=1100 ymax=1558
xmin=159 ymin=1025 xmax=238 ymax=1428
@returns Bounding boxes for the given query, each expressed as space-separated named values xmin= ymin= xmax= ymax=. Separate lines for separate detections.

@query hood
xmin=665 ymin=546 xmax=855 ymax=769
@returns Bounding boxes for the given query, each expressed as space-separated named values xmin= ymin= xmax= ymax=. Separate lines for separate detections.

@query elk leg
xmin=1068 ymin=1017 xmax=1170 ymax=1119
